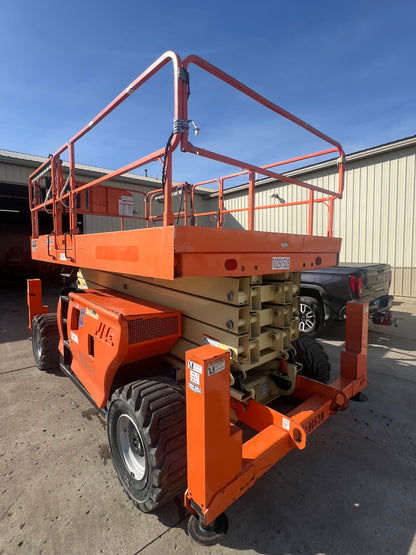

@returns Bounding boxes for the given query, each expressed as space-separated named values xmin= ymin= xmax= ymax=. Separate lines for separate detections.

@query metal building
xmin=0 ymin=150 xmax=209 ymax=273
xmin=1 ymin=136 xmax=415 ymax=297
xmin=205 ymin=136 xmax=416 ymax=297
xmin=0 ymin=150 xmax=159 ymax=270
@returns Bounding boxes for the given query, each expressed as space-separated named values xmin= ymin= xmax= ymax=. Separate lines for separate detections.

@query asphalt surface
xmin=0 ymin=279 xmax=415 ymax=555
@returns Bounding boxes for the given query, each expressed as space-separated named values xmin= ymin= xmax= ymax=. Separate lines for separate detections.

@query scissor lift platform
xmin=26 ymin=50 xmax=368 ymax=547
xmin=31 ymin=226 xmax=341 ymax=280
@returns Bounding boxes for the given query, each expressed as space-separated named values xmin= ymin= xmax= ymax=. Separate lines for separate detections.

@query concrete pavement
xmin=0 ymin=280 xmax=415 ymax=555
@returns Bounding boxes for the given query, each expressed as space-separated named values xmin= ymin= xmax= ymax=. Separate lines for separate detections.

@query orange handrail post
xmin=218 ymin=178 xmax=225 ymax=228
xmin=68 ymin=141 xmax=77 ymax=235
xmin=308 ymin=190 xmax=314 ymax=235
xmin=163 ymin=148 xmax=173 ymax=226
xmin=328 ymin=198 xmax=334 ymax=237
xmin=248 ymin=171 xmax=255 ymax=231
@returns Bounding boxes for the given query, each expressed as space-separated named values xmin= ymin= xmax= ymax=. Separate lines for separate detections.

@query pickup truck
xmin=300 ymin=263 xmax=395 ymax=335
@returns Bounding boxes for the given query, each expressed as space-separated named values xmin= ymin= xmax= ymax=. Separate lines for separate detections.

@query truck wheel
xmin=299 ymin=296 xmax=324 ymax=335
xmin=293 ymin=334 xmax=331 ymax=383
xmin=107 ymin=378 xmax=186 ymax=513
xmin=32 ymin=313 xmax=60 ymax=371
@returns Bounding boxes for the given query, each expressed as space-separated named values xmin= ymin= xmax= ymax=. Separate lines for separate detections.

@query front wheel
xmin=107 ymin=378 xmax=186 ymax=512
xmin=299 ymin=296 xmax=325 ymax=335
xmin=293 ymin=334 xmax=331 ymax=383
xmin=32 ymin=313 xmax=60 ymax=371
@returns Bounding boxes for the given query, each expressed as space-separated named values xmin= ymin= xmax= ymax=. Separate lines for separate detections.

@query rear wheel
xmin=32 ymin=313 xmax=60 ymax=371
xmin=293 ymin=334 xmax=331 ymax=383
xmin=299 ymin=296 xmax=325 ymax=335
xmin=107 ymin=378 xmax=186 ymax=512
xmin=188 ymin=512 xmax=229 ymax=546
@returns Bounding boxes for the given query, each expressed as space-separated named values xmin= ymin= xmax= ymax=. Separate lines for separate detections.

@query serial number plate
xmin=272 ymin=257 xmax=290 ymax=270
xmin=302 ymin=411 xmax=325 ymax=434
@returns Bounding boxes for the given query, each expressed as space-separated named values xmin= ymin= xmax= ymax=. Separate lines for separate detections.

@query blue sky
xmin=1 ymin=0 xmax=415 ymax=185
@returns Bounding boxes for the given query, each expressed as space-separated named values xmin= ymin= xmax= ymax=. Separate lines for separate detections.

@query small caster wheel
xmin=351 ymin=392 xmax=368 ymax=402
xmin=187 ymin=512 xmax=229 ymax=546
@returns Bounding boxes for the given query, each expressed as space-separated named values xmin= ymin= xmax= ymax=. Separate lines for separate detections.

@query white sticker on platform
xmin=60 ymin=253 xmax=67 ymax=261
xmin=70 ymin=332 xmax=79 ymax=344
xmin=188 ymin=360 xmax=202 ymax=374
xmin=207 ymin=359 xmax=226 ymax=376
xmin=282 ymin=417 xmax=290 ymax=431
xmin=272 ymin=257 xmax=290 ymax=270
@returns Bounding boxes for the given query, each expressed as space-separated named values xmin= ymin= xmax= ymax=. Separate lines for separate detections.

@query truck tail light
xmin=349 ymin=275 xmax=363 ymax=298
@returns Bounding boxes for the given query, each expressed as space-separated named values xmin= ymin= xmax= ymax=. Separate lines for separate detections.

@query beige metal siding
xmin=83 ymin=180 xmax=150 ymax=234
xmin=0 ymin=162 xmax=35 ymax=186
xmin=219 ymin=144 xmax=416 ymax=296
xmin=83 ymin=182 xmax=211 ymax=233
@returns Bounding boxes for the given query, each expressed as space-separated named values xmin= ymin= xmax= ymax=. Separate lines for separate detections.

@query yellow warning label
xmin=86 ymin=308 xmax=99 ymax=319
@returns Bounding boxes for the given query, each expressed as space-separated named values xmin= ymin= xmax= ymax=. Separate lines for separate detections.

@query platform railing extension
xmin=29 ymin=51 xmax=345 ymax=240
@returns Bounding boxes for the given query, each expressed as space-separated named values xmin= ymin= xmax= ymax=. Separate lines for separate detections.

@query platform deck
xmin=31 ymin=226 xmax=341 ymax=279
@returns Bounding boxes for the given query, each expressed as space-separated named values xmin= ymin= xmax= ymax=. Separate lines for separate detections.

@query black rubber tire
xmin=188 ymin=512 xmax=229 ymax=546
xmin=32 ymin=313 xmax=60 ymax=371
xmin=293 ymin=334 xmax=331 ymax=383
xmin=107 ymin=378 xmax=187 ymax=513
xmin=299 ymin=295 xmax=325 ymax=336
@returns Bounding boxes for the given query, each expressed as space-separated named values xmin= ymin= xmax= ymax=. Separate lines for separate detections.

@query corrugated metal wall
xmin=83 ymin=182 xmax=210 ymax=233
xmin=83 ymin=181 xmax=149 ymax=234
xmin=209 ymin=143 xmax=416 ymax=297
xmin=0 ymin=162 xmax=34 ymax=186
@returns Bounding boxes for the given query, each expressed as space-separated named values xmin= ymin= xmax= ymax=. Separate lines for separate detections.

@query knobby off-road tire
xmin=107 ymin=378 xmax=187 ymax=513
xmin=31 ymin=313 xmax=60 ymax=371
xmin=293 ymin=333 xmax=331 ymax=383
xmin=299 ymin=296 xmax=325 ymax=336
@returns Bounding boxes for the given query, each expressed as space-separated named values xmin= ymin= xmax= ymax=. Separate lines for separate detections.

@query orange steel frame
xmin=185 ymin=302 xmax=368 ymax=526
xmin=28 ymin=51 xmax=345 ymax=280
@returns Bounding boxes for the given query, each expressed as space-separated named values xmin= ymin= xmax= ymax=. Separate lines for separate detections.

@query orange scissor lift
xmin=27 ymin=52 xmax=368 ymax=545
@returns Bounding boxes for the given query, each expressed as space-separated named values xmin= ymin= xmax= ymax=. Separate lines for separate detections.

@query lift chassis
xmin=26 ymin=51 xmax=367 ymax=545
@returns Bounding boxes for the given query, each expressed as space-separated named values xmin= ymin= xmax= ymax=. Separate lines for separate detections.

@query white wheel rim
xmin=33 ymin=325 xmax=42 ymax=359
xmin=299 ymin=303 xmax=316 ymax=332
xmin=117 ymin=414 xmax=146 ymax=480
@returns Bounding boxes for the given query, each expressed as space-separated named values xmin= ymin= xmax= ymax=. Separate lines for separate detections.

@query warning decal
xmin=188 ymin=382 xmax=201 ymax=394
xmin=188 ymin=360 xmax=202 ymax=374
xmin=86 ymin=308 xmax=99 ymax=319
xmin=118 ymin=195 xmax=133 ymax=216
xmin=190 ymin=370 xmax=200 ymax=386
xmin=207 ymin=359 xmax=226 ymax=376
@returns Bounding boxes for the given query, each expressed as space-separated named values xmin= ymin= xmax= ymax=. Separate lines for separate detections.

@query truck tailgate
xmin=347 ymin=264 xmax=391 ymax=301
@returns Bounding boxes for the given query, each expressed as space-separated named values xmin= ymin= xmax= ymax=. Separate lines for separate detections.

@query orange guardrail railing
xmin=29 ymin=51 xmax=345 ymax=240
